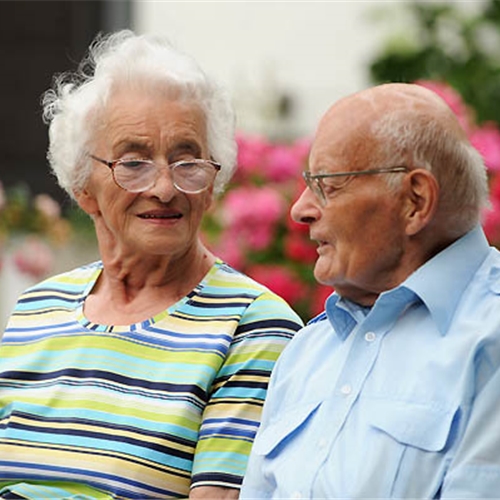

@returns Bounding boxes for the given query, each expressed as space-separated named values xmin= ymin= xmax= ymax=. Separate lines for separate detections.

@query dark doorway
xmin=0 ymin=0 xmax=131 ymax=207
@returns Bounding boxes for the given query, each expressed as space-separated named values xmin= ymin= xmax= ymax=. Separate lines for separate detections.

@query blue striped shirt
xmin=0 ymin=259 xmax=303 ymax=499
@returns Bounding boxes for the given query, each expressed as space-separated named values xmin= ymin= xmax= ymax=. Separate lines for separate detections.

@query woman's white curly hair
xmin=42 ymin=30 xmax=237 ymax=199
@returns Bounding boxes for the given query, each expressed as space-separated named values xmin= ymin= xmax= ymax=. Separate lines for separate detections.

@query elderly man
xmin=240 ymin=83 xmax=500 ymax=498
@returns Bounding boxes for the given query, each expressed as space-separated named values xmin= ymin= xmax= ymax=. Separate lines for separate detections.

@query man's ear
xmin=403 ymin=169 xmax=439 ymax=236
xmin=73 ymin=187 xmax=99 ymax=216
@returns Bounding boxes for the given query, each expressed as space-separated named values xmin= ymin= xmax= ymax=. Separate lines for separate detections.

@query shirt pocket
xmin=252 ymin=401 xmax=321 ymax=458
xmin=365 ymin=399 xmax=459 ymax=497
xmin=369 ymin=399 xmax=457 ymax=451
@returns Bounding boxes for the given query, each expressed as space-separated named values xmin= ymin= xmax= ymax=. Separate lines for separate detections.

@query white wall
xmin=133 ymin=0 xmax=484 ymax=139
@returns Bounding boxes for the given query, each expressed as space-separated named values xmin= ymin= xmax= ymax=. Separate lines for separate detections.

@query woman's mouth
xmin=138 ymin=210 xmax=183 ymax=220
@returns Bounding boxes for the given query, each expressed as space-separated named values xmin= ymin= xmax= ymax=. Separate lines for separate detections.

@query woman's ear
xmin=73 ymin=187 xmax=99 ymax=216
xmin=403 ymin=169 xmax=439 ymax=236
xmin=204 ymin=186 xmax=216 ymax=211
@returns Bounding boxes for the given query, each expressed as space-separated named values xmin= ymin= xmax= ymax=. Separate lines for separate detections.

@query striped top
xmin=0 ymin=259 xmax=303 ymax=499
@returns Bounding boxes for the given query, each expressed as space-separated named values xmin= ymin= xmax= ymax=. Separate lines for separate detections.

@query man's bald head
xmin=313 ymin=83 xmax=488 ymax=238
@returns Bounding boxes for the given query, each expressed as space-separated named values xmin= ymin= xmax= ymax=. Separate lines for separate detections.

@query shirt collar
xmin=324 ymin=225 xmax=490 ymax=339
xmin=325 ymin=294 xmax=370 ymax=340
xmin=400 ymin=225 xmax=490 ymax=335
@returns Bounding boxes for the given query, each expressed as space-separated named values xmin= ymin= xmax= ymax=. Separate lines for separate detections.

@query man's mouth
xmin=311 ymin=235 xmax=327 ymax=246
xmin=311 ymin=236 xmax=329 ymax=252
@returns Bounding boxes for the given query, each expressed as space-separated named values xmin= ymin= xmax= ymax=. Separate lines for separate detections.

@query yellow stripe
xmin=1 ymin=440 xmax=191 ymax=492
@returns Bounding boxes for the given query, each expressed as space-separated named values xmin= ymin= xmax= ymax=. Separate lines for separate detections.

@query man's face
xmin=291 ymin=105 xmax=410 ymax=306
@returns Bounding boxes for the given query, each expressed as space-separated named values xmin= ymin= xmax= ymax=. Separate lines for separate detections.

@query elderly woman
xmin=0 ymin=30 xmax=303 ymax=500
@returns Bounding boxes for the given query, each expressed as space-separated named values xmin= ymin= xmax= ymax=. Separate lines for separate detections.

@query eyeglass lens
xmin=113 ymin=160 xmax=217 ymax=193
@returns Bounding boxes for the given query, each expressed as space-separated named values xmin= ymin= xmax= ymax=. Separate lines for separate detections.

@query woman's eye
xmin=120 ymin=160 xmax=149 ymax=169
xmin=171 ymin=155 xmax=197 ymax=164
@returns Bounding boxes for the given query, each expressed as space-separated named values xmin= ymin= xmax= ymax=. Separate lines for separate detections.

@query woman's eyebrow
xmin=113 ymin=140 xmax=152 ymax=157
xmin=169 ymin=141 xmax=202 ymax=157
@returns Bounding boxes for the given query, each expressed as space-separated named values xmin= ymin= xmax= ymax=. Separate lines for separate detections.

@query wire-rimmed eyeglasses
xmin=89 ymin=154 xmax=221 ymax=194
xmin=302 ymin=166 xmax=409 ymax=205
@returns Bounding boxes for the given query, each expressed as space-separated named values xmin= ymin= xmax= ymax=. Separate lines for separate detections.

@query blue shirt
xmin=241 ymin=226 xmax=500 ymax=499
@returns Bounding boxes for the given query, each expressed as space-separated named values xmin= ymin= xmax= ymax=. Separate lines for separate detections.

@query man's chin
xmin=313 ymin=262 xmax=337 ymax=288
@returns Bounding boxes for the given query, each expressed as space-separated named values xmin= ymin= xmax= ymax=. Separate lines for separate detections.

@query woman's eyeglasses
xmin=89 ymin=155 xmax=221 ymax=194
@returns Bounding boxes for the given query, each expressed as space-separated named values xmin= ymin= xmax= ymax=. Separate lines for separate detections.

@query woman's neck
xmin=84 ymin=241 xmax=216 ymax=325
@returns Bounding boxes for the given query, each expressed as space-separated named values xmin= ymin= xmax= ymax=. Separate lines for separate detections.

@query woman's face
xmin=76 ymin=87 xmax=214 ymax=261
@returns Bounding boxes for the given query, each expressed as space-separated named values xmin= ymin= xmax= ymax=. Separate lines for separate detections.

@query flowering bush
xmin=416 ymin=80 xmax=500 ymax=247
xmin=202 ymin=133 xmax=332 ymax=321
xmin=0 ymin=182 xmax=73 ymax=279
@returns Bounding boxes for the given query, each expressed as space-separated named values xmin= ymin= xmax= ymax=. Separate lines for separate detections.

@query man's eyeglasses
xmin=89 ymin=155 xmax=221 ymax=194
xmin=302 ymin=166 xmax=409 ymax=205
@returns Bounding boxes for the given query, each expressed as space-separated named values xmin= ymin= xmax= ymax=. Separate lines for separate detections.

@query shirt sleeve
xmin=442 ymin=353 xmax=500 ymax=497
xmin=190 ymin=291 xmax=303 ymax=490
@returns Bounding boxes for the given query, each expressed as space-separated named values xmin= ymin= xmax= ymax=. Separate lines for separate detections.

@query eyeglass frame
xmin=89 ymin=154 xmax=222 ymax=194
xmin=302 ymin=166 xmax=409 ymax=205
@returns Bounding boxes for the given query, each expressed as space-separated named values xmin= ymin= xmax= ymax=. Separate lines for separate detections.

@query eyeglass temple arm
xmin=89 ymin=154 xmax=113 ymax=169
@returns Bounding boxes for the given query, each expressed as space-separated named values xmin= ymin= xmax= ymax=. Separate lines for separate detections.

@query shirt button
xmin=365 ymin=331 xmax=376 ymax=342
xmin=340 ymin=384 xmax=352 ymax=395
xmin=291 ymin=492 xmax=302 ymax=499
xmin=318 ymin=437 xmax=328 ymax=449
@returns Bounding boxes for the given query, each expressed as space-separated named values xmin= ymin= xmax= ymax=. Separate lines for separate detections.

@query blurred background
xmin=2 ymin=0 xmax=500 ymax=325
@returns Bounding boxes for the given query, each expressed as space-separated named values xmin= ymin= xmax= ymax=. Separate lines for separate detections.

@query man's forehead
xmin=310 ymin=125 xmax=383 ymax=172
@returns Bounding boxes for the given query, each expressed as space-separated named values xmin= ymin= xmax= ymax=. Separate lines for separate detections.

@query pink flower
xmin=285 ymin=234 xmax=317 ymax=263
xmin=483 ymin=199 xmax=500 ymax=245
xmin=483 ymin=176 xmax=500 ymax=246
xmin=235 ymin=133 xmax=271 ymax=179
xmin=13 ymin=236 xmax=54 ymax=279
xmin=34 ymin=194 xmax=61 ymax=219
xmin=265 ymin=144 xmax=305 ymax=182
xmin=490 ymin=175 xmax=500 ymax=202
xmin=469 ymin=123 xmax=500 ymax=173
xmin=212 ymin=230 xmax=245 ymax=269
xmin=247 ymin=264 xmax=305 ymax=305
xmin=222 ymin=186 xmax=285 ymax=250
xmin=284 ymin=233 xmax=317 ymax=263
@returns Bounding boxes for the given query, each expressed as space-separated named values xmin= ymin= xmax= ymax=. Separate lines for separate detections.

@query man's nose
xmin=291 ymin=188 xmax=321 ymax=225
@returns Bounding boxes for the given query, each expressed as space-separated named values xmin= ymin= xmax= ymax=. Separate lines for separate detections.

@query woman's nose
xmin=146 ymin=166 xmax=176 ymax=201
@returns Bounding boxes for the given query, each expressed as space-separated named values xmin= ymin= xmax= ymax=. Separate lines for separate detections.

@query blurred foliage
xmin=369 ymin=0 xmax=500 ymax=124
xmin=0 ymin=181 xmax=97 ymax=279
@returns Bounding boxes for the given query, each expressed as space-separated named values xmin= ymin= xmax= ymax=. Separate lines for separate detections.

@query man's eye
xmin=322 ymin=176 xmax=352 ymax=192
